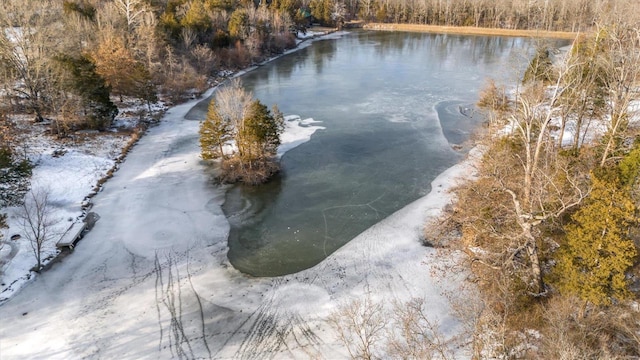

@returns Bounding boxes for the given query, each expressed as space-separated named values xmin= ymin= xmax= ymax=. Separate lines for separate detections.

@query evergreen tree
xmin=199 ymin=83 xmax=283 ymax=184
xmin=552 ymin=170 xmax=638 ymax=305
xmin=181 ymin=0 xmax=211 ymax=35
xmin=229 ymin=9 xmax=249 ymax=40
xmin=523 ymin=47 xmax=554 ymax=84
xmin=199 ymin=99 xmax=232 ymax=160
xmin=55 ymin=54 xmax=118 ymax=130
xmin=238 ymin=100 xmax=284 ymax=162
xmin=310 ymin=0 xmax=335 ymax=26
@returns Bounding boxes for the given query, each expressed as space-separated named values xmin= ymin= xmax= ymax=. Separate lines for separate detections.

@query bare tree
xmin=598 ymin=24 xmax=640 ymax=166
xmin=501 ymin=62 xmax=590 ymax=294
xmin=331 ymin=1 xmax=348 ymax=28
xmin=190 ymin=45 xmax=217 ymax=75
xmin=387 ymin=298 xmax=455 ymax=360
xmin=114 ymin=0 xmax=148 ymax=34
xmin=214 ymin=78 xmax=253 ymax=134
xmin=557 ymin=33 xmax=607 ymax=151
xmin=540 ymin=296 xmax=640 ymax=358
xmin=328 ymin=296 xmax=388 ymax=359
xmin=17 ymin=187 xmax=60 ymax=271
xmin=0 ymin=0 xmax=62 ymax=122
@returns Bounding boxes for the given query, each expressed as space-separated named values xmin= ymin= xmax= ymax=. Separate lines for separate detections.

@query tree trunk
xmin=600 ymin=105 xmax=625 ymax=167
xmin=525 ymin=235 xmax=544 ymax=295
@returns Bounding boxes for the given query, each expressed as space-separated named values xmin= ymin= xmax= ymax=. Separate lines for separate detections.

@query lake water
xmin=188 ymin=31 xmax=568 ymax=276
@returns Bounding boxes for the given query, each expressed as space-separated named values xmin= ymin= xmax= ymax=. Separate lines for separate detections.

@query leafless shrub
xmin=190 ymin=45 xmax=218 ymax=76
xmin=328 ymin=296 xmax=388 ymax=360
xmin=220 ymin=41 xmax=252 ymax=69
xmin=540 ymin=296 xmax=640 ymax=359
xmin=161 ymin=61 xmax=207 ymax=103
xmin=387 ymin=298 xmax=456 ymax=359
xmin=423 ymin=211 xmax=461 ymax=248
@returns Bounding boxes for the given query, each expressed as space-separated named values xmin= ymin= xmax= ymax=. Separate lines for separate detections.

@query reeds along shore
xmin=363 ymin=23 xmax=578 ymax=39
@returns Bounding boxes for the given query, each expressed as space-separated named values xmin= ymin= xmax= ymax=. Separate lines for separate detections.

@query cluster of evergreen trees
xmin=199 ymin=80 xmax=284 ymax=184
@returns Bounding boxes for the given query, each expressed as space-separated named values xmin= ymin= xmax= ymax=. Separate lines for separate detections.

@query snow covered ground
xmin=0 ymin=116 xmax=138 ymax=302
xmin=0 ymin=29 xmax=482 ymax=358
xmin=0 ymin=76 xmax=477 ymax=358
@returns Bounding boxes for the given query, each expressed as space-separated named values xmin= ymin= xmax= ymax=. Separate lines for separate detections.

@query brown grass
xmin=363 ymin=23 xmax=578 ymax=40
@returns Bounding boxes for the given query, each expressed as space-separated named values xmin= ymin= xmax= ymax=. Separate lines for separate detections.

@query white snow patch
xmin=278 ymin=115 xmax=325 ymax=157
xmin=0 ymin=102 xmax=166 ymax=302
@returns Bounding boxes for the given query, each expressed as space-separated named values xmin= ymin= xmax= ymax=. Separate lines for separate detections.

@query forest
xmin=1 ymin=0 xmax=637 ymax=140
xmin=1 ymin=0 xmax=639 ymax=358
xmin=437 ymin=23 xmax=640 ymax=356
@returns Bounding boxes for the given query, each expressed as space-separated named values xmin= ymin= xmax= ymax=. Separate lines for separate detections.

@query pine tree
xmin=618 ymin=144 xmax=640 ymax=188
xmin=181 ymin=0 xmax=211 ymax=34
xmin=55 ymin=54 xmax=118 ymax=130
xmin=552 ymin=170 xmax=638 ymax=305
xmin=199 ymin=99 xmax=232 ymax=160
xmin=199 ymin=81 xmax=284 ymax=184
xmin=238 ymin=100 xmax=284 ymax=162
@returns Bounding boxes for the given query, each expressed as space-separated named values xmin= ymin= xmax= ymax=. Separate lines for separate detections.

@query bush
xmin=271 ymin=33 xmax=297 ymax=54
xmin=161 ymin=63 xmax=208 ymax=103
xmin=217 ymin=157 xmax=280 ymax=185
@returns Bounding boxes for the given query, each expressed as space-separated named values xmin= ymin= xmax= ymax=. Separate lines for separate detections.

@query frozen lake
xmin=0 ymin=31 xmax=570 ymax=359
xmin=188 ymin=31 xmax=568 ymax=276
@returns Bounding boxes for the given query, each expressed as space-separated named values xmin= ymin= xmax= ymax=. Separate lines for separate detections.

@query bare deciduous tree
xmin=497 ymin=62 xmax=590 ymax=294
xmin=598 ymin=24 xmax=640 ymax=166
xmin=540 ymin=295 xmax=640 ymax=358
xmin=328 ymin=295 xmax=388 ymax=359
xmin=114 ymin=0 xmax=148 ymax=34
xmin=214 ymin=78 xmax=253 ymax=134
xmin=17 ymin=187 xmax=60 ymax=271
xmin=0 ymin=0 xmax=62 ymax=122
xmin=387 ymin=298 xmax=455 ymax=360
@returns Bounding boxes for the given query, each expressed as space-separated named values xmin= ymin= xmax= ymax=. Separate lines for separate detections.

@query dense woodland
xmin=1 ymin=0 xmax=638 ymax=142
xmin=1 ymin=0 xmax=640 ymax=358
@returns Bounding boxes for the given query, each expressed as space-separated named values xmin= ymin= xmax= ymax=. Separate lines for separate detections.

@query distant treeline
xmin=318 ymin=0 xmax=638 ymax=32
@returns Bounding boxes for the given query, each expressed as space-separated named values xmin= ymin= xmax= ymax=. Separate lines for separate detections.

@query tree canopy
xmin=552 ymin=168 xmax=638 ymax=305
xmin=199 ymin=81 xmax=284 ymax=184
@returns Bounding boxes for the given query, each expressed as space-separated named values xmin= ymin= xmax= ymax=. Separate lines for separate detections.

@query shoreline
xmin=0 ymin=27 xmax=482 ymax=359
xmin=0 ymin=28 xmax=344 ymax=304
xmin=364 ymin=23 xmax=579 ymax=40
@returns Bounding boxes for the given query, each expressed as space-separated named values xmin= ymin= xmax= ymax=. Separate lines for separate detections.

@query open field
xmin=364 ymin=23 xmax=578 ymax=39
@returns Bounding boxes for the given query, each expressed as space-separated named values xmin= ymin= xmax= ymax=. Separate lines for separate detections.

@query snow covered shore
xmin=0 ymin=31 xmax=478 ymax=358
xmin=0 ymin=80 xmax=477 ymax=358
